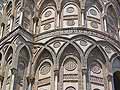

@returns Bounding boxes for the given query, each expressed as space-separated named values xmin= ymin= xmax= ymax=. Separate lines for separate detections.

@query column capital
xmin=81 ymin=9 xmax=85 ymax=13
xmin=0 ymin=75 xmax=4 ymax=81
xmin=27 ymin=75 xmax=35 ymax=84
xmin=54 ymin=70 xmax=59 ymax=76
xmin=10 ymin=14 xmax=14 ymax=19
xmin=10 ymin=68 xmax=17 ymax=75
xmin=82 ymin=68 xmax=87 ymax=74
xmin=102 ymin=13 xmax=107 ymax=18
xmin=33 ymin=16 xmax=39 ymax=22
xmin=107 ymin=73 xmax=113 ymax=81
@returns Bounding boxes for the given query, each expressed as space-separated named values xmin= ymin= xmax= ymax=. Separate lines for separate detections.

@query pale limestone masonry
xmin=0 ymin=0 xmax=120 ymax=90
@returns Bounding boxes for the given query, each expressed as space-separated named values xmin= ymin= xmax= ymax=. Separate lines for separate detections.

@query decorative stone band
xmin=34 ymin=27 xmax=120 ymax=49
xmin=90 ymin=75 xmax=104 ymax=85
xmin=37 ymin=77 xmax=50 ymax=86
xmin=63 ymin=74 xmax=78 ymax=80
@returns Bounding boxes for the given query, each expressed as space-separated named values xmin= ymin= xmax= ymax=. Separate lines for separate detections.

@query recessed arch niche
xmin=112 ymin=56 xmax=120 ymax=90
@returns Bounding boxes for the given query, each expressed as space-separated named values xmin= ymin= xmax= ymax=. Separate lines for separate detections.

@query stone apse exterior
xmin=0 ymin=0 xmax=120 ymax=90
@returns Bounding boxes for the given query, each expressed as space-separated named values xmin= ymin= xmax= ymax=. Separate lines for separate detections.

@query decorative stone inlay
xmin=80 ymin=39 xmax=88 ymax=46
xmin=64 ymin=58 xmax=77 ymax=71
xmin=44 ymin=23 xmax=51 ymax=30
xmin=91 ymin=62 xmax=101 ymax=74
xmin=105 ymin=46 xmax=112 ymax=54
xmin=40 ymin=62 xmax=51 ymax=75
xmin=63 ymin=74 xmax=78 ymax=80
xmin=66 ymin=7 xmax=74 ymax=13
xmin=53 ymin=41 xmax=61 ymax=48
xmin=91 ymin=21 xmax=98 ymax=28
xmin=66 ymin=86 xmax=76 ymax=90
xmin=44 ymin=10 xmax=52 ymax=17
xmin=67 ymin=20 xmax=75 ymax=26
xmin=90 ymin=9 xmax=97 ymax=16
xmin=90 ymin=75 xmax=104 ymax=84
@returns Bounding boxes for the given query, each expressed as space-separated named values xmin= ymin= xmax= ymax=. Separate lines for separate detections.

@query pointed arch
xmin=60 ymin=1 xmax=81 ymax=28
xmin=106 ymin=4 xmax=118 ymax=38
xmin=58 ymin=43 xmax=83 ymax=67
xmin=38 ymin=0 xmax=57 ymax=33
xmin=5 ymin=46 xmax=13 ymax=63
xmin=32 ymin=47 xmax=55 ymax=90
xmin=85 ymin=0 xmax=103 ymax=12
xmin=58 ymin=43 xmax=82 ymax=90
xmin=14 ymin=45 xmax=31 ymax=90
xmin=85 ymin=0 xmax=103 ymax=31
xmin=86 ymin=46 xmax=108 ymax=90
xmin=86 ymin=46 xmax=107 ymax=64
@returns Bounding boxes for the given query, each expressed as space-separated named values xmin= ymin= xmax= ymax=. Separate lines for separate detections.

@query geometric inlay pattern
xmin=64 ymin=58 xmax=77 ymax=71
xmin=40 ymin=62 xmax=51 ymax=75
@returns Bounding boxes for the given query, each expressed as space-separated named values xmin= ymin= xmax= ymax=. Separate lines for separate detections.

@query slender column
xmin=82 ymin=68 xmax=87 ymax=90
xmin=55 ymin=70 xmax=59 ymax=90
xmin=103 ymin=15 xmax=107 ymax=32
xmin=56 ymin=11 xmax=60 ymax=29
xmin=0 ymin=23 xmax=5 ymax=38
xmin=10 ymin=68 xmax=17 ymax=90
xmin=27 ymin=76 xmax=35 ymax=90
xmin=81 ymin=9 xmax=85 ymax=26
xmin=107 ymin=74 xmax=113 ymax=90
xmin=9 ymin=15 xmax=14 ymax=32
xmin=0 ymin=75 xmax=4 ymax=89
xmin=33 ymin=17 xmax=38 ymax=34
xmin=19 ymin=7 xmax=25 ymax=26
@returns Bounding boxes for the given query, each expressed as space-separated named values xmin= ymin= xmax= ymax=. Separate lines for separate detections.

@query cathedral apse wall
xmin=0 ymin=0 xmax=120 ymax=90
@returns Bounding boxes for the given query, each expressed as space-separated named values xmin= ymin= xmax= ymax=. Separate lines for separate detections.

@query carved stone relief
xmin=64 ymin=58 xmax=77 ymax=71
xmin=39 ymin=62 xmax=51 ymax=75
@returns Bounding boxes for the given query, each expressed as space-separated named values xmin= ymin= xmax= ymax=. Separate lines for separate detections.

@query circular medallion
xmin=90 ymin=9 xmax=97 ymax=16
xmin=66 ymin=7 xmax=74 ymax=13
xmin=67 ymin=20 xmax=75 ymax=26
xmin=91 ymin=63 xmax=101 ymax=74
xmin=91 ymin=21 xmax=98 ymax=29
xmin=53 ymin=41 xmax=61 ymax=48
xmin=44 ymin=10 xmax=52 ymax=17
xmin=80 ymin=39 xmax=88 ymax=46
xmin=40 ymin=62 xmax=51 ymax=75
xmin=66 ymin=87 xmax=76 ymax=90
xmin=64 ymin=58 xmax=77 ymax=71
xmin=44 ymin=23 xmax=51 ymax=30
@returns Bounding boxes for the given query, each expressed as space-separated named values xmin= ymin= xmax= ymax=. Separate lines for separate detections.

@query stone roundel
xmin=44 ymin=23 xmax=51 ymax=30
xmin=91 ymin=63 xmax=101 ymax=74
xmin=66 ymin=87 xmax=76 ymax=90
xmin=91 ymin=21 xmax=98 ymax=29
xmin=44 ymin=10 xmax=52 ymax=17
xmin=40 ymin=62 xmax=51 ymax=75
xmin=80 ymin=39 xmax=88 ymax=46
xmin=53 ymin=41 xmax=61 ymax=48
xmin=64 ymin=58 xmax=77 ymax=71
xmin=66 ymin=7 xmax=74 ymax=13
xmin=90 ymin=9 xmax=97 ymax=16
